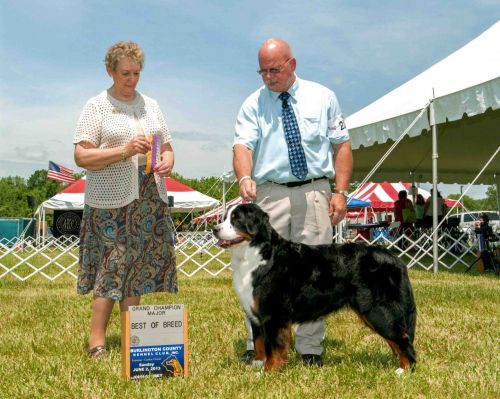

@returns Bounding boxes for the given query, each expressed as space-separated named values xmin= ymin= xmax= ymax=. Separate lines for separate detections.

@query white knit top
xmin=73 ymin=90 xmax=172 ymax=209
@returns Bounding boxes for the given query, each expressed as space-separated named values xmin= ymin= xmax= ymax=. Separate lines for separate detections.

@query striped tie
xmin=279 ymin=92 xmax=308 ymax=180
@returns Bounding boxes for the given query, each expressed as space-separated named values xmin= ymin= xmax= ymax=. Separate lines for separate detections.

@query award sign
xmin=121 ymin=304 xmax=188 ymax=380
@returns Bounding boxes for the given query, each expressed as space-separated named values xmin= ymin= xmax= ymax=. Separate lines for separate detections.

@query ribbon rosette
xmin=145 ymin=134 xmax=158 ymax=174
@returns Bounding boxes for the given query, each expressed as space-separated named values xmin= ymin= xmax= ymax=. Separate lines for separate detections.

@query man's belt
xmin=272 ymin=176 xmax=328 ymax=188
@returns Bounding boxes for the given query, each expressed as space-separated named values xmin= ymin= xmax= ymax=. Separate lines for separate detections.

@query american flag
xmin=48 ymin=161 xmax=76 ymax=184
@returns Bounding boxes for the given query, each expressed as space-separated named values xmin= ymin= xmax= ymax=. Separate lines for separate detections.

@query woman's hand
xmin=154 ymin=158 xmax=173 ymax=177
xmin=125 ymin=136 xmax=151 ymax=156
xmin=154 ymin=143 xmax=174 ymax=177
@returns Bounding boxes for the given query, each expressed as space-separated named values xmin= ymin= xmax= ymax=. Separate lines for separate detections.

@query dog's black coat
xmin=220 ymin=203 xmax=417 ymax=369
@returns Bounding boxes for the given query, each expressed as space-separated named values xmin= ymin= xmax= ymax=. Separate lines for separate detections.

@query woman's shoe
xmin=87 ymin=345 xmax=107 ymax=359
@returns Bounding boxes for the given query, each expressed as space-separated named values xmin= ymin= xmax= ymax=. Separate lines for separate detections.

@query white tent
xmin=38 ymin=176 xmax=220 ymax=214
xmin=345 ymin=21 xmax=500 ymax=272
xmin=346 ymin=20 xmax=500 ymax=184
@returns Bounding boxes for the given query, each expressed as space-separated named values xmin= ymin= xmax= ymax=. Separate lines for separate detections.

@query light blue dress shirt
xmin=234 ymin=77 xmax=350 ymax=185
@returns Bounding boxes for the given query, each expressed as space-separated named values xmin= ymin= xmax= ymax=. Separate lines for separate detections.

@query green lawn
xmin=0 ymin=269 xmax=498 ymax=399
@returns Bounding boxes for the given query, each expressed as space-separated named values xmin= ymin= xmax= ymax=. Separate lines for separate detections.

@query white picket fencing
xmin=0 ymin=228 xmax=479 ymax=281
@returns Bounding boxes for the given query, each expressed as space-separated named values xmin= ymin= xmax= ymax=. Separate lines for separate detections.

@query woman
xmin=394 ymin=190 xmax=414 ymax=248
xmin=74 ymin=41 xmax=177 ymax=358
xmin=414 ymin=194 xmax=425 ymax=228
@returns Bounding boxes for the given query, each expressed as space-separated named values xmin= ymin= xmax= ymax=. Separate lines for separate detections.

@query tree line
xmin=0 ymin=170 xmax=240 ymax=220
xmin=0 ymin=169 xmax=497 ymax=221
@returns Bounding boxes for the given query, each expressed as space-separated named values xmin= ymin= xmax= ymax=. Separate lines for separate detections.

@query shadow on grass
xmin=224 ymin=335 xmax=394 ymax=370
xmin=323 ymin=337 xmax=395 ymax=368
xmin=230 ymin=335 xmax=345 ymax=356
xmin=327 ymin=349 xmax=395 ymax=368
xmin=433 ymin=264 xmax=499 ymax=277
xmin=107 ymin=334 xmax=122 ymax=350
xmin=81 ymin=333 xmax=122 ymax=353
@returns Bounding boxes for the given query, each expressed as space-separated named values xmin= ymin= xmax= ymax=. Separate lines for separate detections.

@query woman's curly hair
xmin=104 ymin=41 xmax=144 ymax=71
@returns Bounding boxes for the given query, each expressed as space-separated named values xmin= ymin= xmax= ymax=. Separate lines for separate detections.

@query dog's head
xmin=212 ymin=203 xmax=271 ymax=248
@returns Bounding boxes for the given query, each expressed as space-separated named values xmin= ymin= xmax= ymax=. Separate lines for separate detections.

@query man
xmin=233 ymin=38 xmax=353 ymax=366
xmin=474 ymin=213 xmax=497 ymax=272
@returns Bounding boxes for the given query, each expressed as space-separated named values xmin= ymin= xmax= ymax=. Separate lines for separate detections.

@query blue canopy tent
xmin=346 ymin=197 xmax=371 ymax=209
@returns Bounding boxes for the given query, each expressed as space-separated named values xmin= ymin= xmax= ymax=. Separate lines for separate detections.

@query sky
xmin=0 ymin=0 xmax=499 ymax=198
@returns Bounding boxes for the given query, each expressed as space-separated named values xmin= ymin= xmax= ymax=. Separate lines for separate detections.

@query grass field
xmin=1 ymin=268 xmax=498 ymax=399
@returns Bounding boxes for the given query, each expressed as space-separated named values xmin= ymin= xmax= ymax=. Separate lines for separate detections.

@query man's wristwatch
xmin=333 ymin=189 xmax=349 ymax=197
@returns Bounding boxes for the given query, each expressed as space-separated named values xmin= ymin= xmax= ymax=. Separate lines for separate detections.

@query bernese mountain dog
xmin=213 ymin=203 xmax=417 ymax=373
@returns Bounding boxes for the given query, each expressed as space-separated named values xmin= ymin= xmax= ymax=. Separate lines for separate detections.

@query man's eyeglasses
xmin=257 ymin=58 xmax=292 ymax=76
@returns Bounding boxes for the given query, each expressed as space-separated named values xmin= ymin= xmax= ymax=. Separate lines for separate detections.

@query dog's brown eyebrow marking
xmin=235 ymin=230 xmax=252 ymax=241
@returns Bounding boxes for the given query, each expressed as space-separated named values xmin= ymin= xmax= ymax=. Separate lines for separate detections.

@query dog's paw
xmin=395 ymin=367 xmax=405 ymax=376
xmin=251 ymin=359 xmax=265 ymax=368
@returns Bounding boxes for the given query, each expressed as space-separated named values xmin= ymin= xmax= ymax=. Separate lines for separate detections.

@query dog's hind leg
xmin=263 ymin=323 xmax=292 ymax=372
xmin=357 ymin=310 xmax=417 ymax=371
xmin=355 ymin=312 xmax=398 ymax=357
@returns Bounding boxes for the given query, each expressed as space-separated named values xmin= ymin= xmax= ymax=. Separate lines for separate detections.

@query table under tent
xmin=345 ymin=21 xmax=500 ymax=271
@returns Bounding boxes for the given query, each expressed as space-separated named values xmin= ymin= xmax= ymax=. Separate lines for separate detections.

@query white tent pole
xmin=352 ymin=102 xmax=431 ymax=192
xmin=222 ymin=179 xmax=226 ymax=209
xmin=495 ymin=173 xmax=500 ymax=215
xmin=37 ymin=207 xmax=45 ymax=243
xmin=33 ymin=205 xmax=43 ymax=241
xmin=34 ymin=207 xmax=40 ymax=240
xmin=430 ymin=94 xmax=439 ymax=273
xmin=221 ymin=170 xmax=236 ymax=210
xmin=409 ymin=172 xmax=417 ymax=205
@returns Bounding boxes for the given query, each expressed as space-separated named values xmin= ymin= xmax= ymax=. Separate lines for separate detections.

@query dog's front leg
xmin=263 ymin=322 xmax=292 ymax=372
xmin=251 ymin=322 xmax=266 ymax=367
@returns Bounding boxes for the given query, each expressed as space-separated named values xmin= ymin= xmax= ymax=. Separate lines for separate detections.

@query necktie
xmin=279 ymin=92 xmax=308 ymax=180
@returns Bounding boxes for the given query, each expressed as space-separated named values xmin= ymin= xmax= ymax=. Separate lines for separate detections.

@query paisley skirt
xmin=77 ymin=170 xmax=178 ymax=299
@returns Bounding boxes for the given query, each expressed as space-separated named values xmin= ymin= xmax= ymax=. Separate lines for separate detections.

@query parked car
xmin=447 ymin=211 xmax=500 ymax=232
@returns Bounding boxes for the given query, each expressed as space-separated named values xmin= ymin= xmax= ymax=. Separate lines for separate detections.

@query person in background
xmin=233 ymin=38 xmax=353 ymax=366
xmin=424 ymin=189 xmax=447 ymax=228
xmin=474 ymin=213 xmax=498 ymax=272
xmin=414 ymin=194 xmax=426 ymax=228
xmin=74 ymin=41 xmax=178 ymax=358
xmin=394 ymin=190 xmax=414 ymax=245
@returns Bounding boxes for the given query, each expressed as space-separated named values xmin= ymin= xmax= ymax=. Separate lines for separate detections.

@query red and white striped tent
xmin=192 ymin=197 xmax=247 ymax=225
xmin=37 ymin=176 xmax=219 ymax=214
xmin=192 ymin=195 xmax=372 ymax=225
xmin=351 ymin=182 xmax=459 ymax=211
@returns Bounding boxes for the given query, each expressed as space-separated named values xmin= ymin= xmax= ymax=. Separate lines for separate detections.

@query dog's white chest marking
xmin=231 ymin=245 xmax=265 ymax=325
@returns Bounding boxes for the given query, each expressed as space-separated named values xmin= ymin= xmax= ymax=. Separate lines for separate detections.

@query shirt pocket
xmin=300 ymin=112 xmax=322 ymax=144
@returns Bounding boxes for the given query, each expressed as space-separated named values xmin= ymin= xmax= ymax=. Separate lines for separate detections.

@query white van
xmin=447 ymin=211 xmax=500 ymax=232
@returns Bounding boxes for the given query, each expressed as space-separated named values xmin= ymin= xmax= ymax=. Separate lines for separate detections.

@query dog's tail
xmin=405 ymin=306 xmax=418 ymax=366
xmin=407 ymin=292 xmax=417 ymax=345
xmin=400 ymin=282 xmax=417 ymax=367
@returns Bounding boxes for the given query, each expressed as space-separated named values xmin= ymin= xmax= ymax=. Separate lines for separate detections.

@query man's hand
xmin=239 ymin=178 xmax=257 ymax=202
xmin=329 ymin=194 xmax=347 ymax=225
